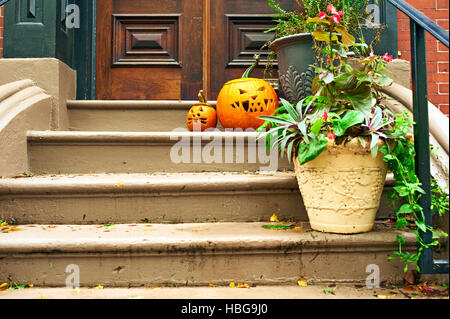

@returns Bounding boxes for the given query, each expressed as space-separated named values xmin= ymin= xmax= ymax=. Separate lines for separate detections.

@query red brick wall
xmin=398 ymin=0 xmax=449 ymax=116
xmin=0 ymin=6 xmax=4 ymax=58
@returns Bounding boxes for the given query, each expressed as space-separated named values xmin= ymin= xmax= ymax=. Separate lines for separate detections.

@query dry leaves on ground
xmin=0 ymin=221 xmax=22 ymax=233
xmin=297 ymin=278 xmax=308 ymax=287
xmin=270 ymin=214 xmax=279 ymax=222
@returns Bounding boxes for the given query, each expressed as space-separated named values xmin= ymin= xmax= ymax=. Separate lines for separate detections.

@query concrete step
xmin=27 ymin=131 xmax=290 ymax=174
xmin=5 ymin=284 xmax=447 ymax=300
xmin=0 ymin=172 xmax=396 ymax=225
xmin=67 ymin=100 xmax=219 ymax=132
xmin=0 ymin=221 xmax=417 ymax=287
xmin=0 ymin=172 xmax=305 ymax=224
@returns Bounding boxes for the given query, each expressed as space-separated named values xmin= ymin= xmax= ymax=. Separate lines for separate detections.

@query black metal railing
xmin=387 ymin=0 xmax=449 ymax=274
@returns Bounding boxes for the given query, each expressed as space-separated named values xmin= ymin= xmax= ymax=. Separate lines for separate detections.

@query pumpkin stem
xmin=198 ymin=90 xmax=207 ymax=104
xmin=242 ymin=54 xmax=260 ymax=79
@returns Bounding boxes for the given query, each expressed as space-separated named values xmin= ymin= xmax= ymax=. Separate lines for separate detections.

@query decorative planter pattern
xmin=294 ymin=139 xmax=388 ymax=234
xmin=270 ymin=33 xmax=316 ymax=104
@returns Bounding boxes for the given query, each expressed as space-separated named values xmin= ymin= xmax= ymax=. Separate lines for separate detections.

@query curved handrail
xmin=381 ymin=83 xmax=449 ymax=155
xmin=0 ymin=0 xmax=10 ymax=7
xmin=382 ymin=88 xmax=449 ymax=192
xmin=387 ymin=0 xmax=449 ymax=48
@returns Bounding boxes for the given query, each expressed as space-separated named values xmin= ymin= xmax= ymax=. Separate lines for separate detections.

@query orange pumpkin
xmin=186 ymin=90 xmax=217 ymax=131
xmin=217 ymin=55 xmax=278 ymax=130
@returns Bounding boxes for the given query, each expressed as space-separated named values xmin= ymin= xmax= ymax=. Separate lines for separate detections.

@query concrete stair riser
xmin=68 ymin=100 xmax=221 ymax=132
xmin=27 ymin=131 xmax=291 ymax=174
xmin=0 ymin=173 xmax=396 ymax=225
xmin=0 ymin=223 xmax=416 ymax=287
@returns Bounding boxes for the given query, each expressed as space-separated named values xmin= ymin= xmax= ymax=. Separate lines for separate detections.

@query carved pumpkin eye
xmin=257 ymin=86 xmax=266 ymax=92
xmin=239 ymin=89 xmax=247 ymax=94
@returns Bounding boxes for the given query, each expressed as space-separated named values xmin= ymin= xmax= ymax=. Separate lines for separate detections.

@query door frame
xmin=76 ymin=0 xmax=397 ymax=100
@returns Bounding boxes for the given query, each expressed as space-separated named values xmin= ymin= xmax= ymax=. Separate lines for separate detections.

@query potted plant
xmin=258 ymin=4 xmax=449 ymax=272
xmin=266 ymin=0 xmax=370 ymax=104
xmin=260 ymin=5 xmax=397 ymax=234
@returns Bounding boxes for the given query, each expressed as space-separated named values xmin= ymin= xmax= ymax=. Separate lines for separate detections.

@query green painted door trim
xmin=4 ymin=0 xmax=72 ymax=61
xmin=72 ymin=0 xmax=96 ymax=100
xmin=4 ymin=0 xmax=96 ymax=100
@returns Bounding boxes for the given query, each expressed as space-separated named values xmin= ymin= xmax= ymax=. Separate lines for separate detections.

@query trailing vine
xmin=380 ymin=111 xmax=449 ymax=272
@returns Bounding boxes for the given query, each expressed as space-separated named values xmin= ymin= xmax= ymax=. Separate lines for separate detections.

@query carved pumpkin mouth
xmin=187 ymin=117 xmax=208 ymax=126
xmin=231 ymin=98 xmax=275 ymax=113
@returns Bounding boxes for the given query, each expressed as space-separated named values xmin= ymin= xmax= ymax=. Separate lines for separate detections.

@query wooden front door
xmin=96 ymin=0 xmax=295 ymax=100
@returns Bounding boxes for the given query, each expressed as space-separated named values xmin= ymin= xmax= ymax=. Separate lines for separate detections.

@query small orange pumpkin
xmin=186 ymin=90 xmax=217 ymax=131
xmin=217 ymin=55 xmax=278 ymax=130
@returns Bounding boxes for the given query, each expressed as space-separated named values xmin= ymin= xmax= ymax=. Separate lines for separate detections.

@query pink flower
xmin=331 ymin=14 xmax=341 ymax=24
xmin=337 ymin=10 xmax=344 ymax=16
xmin=327 ymin=57 xmax=331 ymax=64
xmin=323 ymin=112 xmax=328 ymax=120
xmin=383 ymin=52 xmax=393 ymax=62
xmin=327 ymin=129 xmax=336 ymax=140
xmin=318 ymin=12 xmax=327 ymax=20
xmin=327 ymin=4 xmax=337 ymax=14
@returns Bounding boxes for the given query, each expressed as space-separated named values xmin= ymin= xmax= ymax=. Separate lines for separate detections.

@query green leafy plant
xmin=380 ymin=114 xmax=449 ymax=271
xmin=258 ymin=5 xmax=449 ymax=272
xmin=259 ymin=5 xmax=395 ymax=164
xmin=266 ymin=0 xmax=369 ymax=38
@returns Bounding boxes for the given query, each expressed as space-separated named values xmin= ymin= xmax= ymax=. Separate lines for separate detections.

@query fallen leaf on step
xmin=209 ymin=283 xmax=216 ymax=287
xmin=116 ymin=181 xmax=124 ymax=189
xmin=242 ymin=170 xmax=250 ymax=174
xmin=229 ymin=282 xmax=236 ymax=288
xmin=93 ymin=285 xmax=104 ymax=290
xmin=1 ymin=227 xmax=22 ymax=233
xmin=270 ymin=213 xmax=279 ymax=222
xmin=237 ymin=283 xmax=250 ymax=289
xmin=323 ymin=289 xmax=335 ymax=295
xmin=262 ymin=224 xmax=295 ymax=230
xmin=47 ymin=226 xmax=57 ymax=228
xmin=297 ymin=278 xmax=308 ymax=287
xmin=13 ymin=173 xmax=29 ymax=179
xmin=36 ymin=297 xmax=47 ymax=299
xmin=377 ymin=295 xmax=390 ymax=299
xmin=291 ymin=226 xmax=303 ymax=231
xmin=73 ymin=288 xmax=81 ymax=294
xmin=8 ymin=284 xmax=32 ymax=290
xmin=0 ymin=283 xmax=9 ymax=291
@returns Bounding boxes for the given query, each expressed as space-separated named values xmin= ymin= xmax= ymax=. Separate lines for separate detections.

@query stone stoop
xmin=0 ymin=99 xmax=434 ymax=288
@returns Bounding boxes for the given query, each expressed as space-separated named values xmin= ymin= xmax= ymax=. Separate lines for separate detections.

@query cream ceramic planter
xmin=294 ymin=138 xmax=388 ymax=234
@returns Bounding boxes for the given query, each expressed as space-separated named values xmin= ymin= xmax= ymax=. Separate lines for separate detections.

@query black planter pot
xmin=270 ymin=33 xmax=317 ymax=105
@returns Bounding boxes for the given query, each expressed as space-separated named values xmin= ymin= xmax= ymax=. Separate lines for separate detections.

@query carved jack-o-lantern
xmin=217 ymin=55 xmax=278 ymax=130
xmin=186 ymin=91 xmax=217 ymax=131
